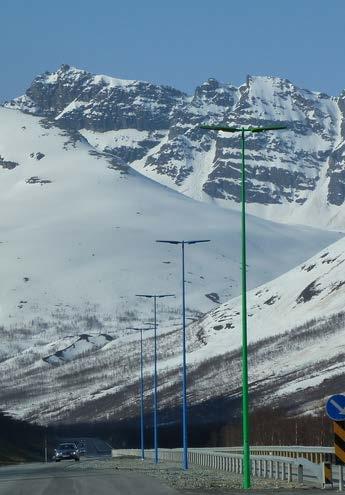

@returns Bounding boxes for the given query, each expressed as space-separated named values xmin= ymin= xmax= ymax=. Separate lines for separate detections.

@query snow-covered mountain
xmin=0 ymin=106 xmax=337 ymax=327
xmin=2 ymin=234 xmax=345 ymax=424
xmin=6 ymin=65 xmax=345 ymax=229
xmin=2 ymin=66 xmax=345 ymax=426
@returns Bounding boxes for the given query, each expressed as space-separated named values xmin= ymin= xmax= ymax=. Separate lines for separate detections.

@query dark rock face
xmin=7 ymin=65 xmax=185 ymax=132
xmin=6 ymin=66 xmax=345 ymax=213
xmin=0 ymin=155 xmax=19 ymax=170
xmin=30 ymin=152 xmax=45 ymax=160
xmin=104 ymin=133 xmax=166 ymax=163
xmin=326 ymin=93 xmax=345 ymax=206
xmin=135 ymin=75 xmax=342 ymax=208
xmin=326 ymin=145 xmax=345 ymax=206
xmin=296 ymin=280 xmax=322 ymax=304
xmin=25 ymin=176 xmax=52 ymax=185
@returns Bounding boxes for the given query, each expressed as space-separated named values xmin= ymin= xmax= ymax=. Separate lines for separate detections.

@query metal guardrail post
xmin=263 ymin=459 xmax=267 ymax=478
xmin=339 ymin=465 xmax=344 ymax=492
xmin=288 ymin=463 xmax=292 ymax=482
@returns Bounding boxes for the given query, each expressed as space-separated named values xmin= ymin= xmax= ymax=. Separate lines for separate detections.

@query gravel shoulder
xmin=70 ymin=456 xmax=319 ymax=492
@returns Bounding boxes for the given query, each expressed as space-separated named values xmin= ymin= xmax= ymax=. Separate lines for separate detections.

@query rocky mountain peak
xmin=5 ymin=66 xmax=345 ymax=228
xmin=6 ymin=66 xmax=186 ymax=132
xmin=192 ymin=78 xmax=239 ymax=111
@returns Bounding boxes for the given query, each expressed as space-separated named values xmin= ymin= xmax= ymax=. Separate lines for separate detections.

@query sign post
xmin=322 ymin=457 xmax=333 ymax=489
xmin=326 ymin=395 xmax=345 ymax=491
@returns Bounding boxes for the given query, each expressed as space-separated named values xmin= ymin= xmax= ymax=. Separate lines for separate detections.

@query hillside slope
xmin=0 ymin=107 xmax=337 ymax=326
xmin=0 ymin=106 xmax=341 ymax=424
xmin=2 ymin=236 xmax=345 ymax=423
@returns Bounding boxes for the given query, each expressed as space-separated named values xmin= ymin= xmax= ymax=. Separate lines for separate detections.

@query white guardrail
xmin=212 ymin=445 xmax=334 ymax=463
xmin=111 ymin=446 xmax=344 ymax=488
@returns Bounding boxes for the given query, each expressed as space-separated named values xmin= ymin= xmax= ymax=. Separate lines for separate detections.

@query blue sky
xmin=1 ymin=0 xmax=345 ymax=101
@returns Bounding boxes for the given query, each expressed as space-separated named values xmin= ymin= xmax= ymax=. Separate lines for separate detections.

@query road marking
xmin=330 ymin=399 xmax=345 ymax=415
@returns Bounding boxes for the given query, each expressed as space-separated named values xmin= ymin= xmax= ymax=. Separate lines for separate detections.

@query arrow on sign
xmin=326 ymin=394 xmax=345 ymax=420
xmin=330 ymin=399 xmax=345 ymax=415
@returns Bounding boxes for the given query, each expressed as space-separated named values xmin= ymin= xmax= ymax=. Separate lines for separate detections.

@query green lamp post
xmin=200 ymin=124 xmax=287 ymax=489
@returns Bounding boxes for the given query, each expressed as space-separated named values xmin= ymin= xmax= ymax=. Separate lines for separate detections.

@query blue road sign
xmin=326 ymin=395 xmax=345 ymax=421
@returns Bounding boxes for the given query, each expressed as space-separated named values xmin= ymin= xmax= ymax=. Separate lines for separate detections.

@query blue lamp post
xmin=156 ymin=239 xmax=210 ymax=470
xmin=127 ymin=325 xmax=154 ymax=461
xmin=136 ymin=293 xmax=175 ymax=464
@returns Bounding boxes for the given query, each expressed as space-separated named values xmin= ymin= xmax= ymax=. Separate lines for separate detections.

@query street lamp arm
xmin=185 ymin=240 xmax=210 ymax=245
xmin=250 ymin=125 xmax=287 ymax=133
xmin=136 ymin=293 xmax=175 ymax=298
xmin=200 ymin=124 xmax=241 ymax=132
xmin=156 ymin=239 xmax=211 ymax=245
xmin=126 ymin=326 xmax=154 ymax=331
xmin=200 ymin=124 xmax=287 ymax=133
xmin=156 ymin=240 xmax=181 ymax=244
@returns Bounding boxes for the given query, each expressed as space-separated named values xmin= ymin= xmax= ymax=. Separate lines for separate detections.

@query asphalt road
xmin=0 ymin=437 xmax=329 ymax=494
xmin=0 ymin=461 xmax=331 ymax=495
xmin=0 ymin=461 xmax=179 ymax=495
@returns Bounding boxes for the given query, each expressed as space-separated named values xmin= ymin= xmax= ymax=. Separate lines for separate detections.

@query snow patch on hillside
xmin=43 ymin=333 xmax=113 ymax=364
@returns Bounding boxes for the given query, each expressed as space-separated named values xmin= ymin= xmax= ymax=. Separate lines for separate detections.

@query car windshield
xmin=59 ymin=444 xmax=75 ymax=450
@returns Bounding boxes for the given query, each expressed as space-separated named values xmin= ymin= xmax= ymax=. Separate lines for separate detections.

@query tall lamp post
xmin=136 ymin=293 xmax=175 ymax=464
xmin=44 ymin=428 xmax=48 ymax=463
xmin=127 ymin=325 xmax=155 ymax=461
xmin=200 ymin=124 xmax=286 ymax=488
xmin=156 ymin=239 xmax=210 ymax=470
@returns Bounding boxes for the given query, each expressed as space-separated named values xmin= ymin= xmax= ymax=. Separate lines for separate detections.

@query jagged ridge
xmin=6 ymin=65 xmax=345 ymax=229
